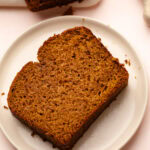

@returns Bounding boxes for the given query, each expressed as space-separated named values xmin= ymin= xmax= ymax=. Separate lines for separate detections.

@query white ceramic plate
xmin=0 ymin=16 xmax=148 ymax=150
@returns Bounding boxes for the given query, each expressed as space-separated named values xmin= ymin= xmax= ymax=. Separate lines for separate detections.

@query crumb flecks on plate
xmin=125 ymin=59 xmax=131 ymax=66
xmin=3 ymin=106 xmax=8 ymax=109
xmin=1 ymin=92 xmax=5 ymax=96
xmin=82 ymin=18 xmax=85 ymax=25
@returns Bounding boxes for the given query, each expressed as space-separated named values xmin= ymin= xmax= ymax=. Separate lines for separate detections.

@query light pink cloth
xmin=0 ymin=0 xmax=150 ymax=149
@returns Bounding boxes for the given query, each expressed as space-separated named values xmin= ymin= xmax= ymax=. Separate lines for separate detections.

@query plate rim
xmin=0 ymin=16 xmax=148 ymax=150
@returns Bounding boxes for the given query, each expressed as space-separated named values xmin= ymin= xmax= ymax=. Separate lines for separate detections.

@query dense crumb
xmin=125 ymin=59 xmax=131 ymax=66
xmin=63 ymin=7 xmax=73 ymax=15
xmin=3 ymin=106 xmax=8 ymax=109
xmin=1 ymin=92 xmax=5 ymax=96
xmin=8 ymin=26 xmax=129 ymax=150
xmin=25 ymin=0 xmax=82 ymax=11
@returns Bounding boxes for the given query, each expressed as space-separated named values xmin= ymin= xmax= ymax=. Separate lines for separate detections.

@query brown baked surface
xmin=7 ymin=26 xmax=129 ymax=150
xmin=25 ymin=0 xmax=82 ymax=11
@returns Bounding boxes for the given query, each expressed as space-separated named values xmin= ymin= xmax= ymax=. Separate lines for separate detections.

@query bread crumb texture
xmin=4 ymin=106 xmax=8 ymax=109
xmin=8 ymin=27 xmax=129 ymax=150
xmin=125 ymin=59 xmax=131 ymax=66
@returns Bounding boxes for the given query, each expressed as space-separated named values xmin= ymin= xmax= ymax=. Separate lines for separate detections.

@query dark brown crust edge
xmin=25 ymin=0 xmax=83 ymax=12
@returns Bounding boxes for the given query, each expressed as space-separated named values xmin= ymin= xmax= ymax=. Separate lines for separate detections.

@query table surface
xmin=0 ymin=0 xmax=150 ymax=150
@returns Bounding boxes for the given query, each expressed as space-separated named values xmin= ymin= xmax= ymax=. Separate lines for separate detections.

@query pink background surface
xmin=0 ymin=0 xmax=150 ymax=149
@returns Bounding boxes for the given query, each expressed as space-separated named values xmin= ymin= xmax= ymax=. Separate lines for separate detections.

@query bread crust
xmin=25 ymin=0 xmax=82 ymax=11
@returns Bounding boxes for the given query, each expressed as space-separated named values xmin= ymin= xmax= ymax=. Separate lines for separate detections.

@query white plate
xmin=0 ymin=16 xmax=148 ymax=150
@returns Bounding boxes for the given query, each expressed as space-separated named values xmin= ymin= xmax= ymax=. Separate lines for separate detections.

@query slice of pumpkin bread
xmin=8 ymin=26 xmax=129 ymax=150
